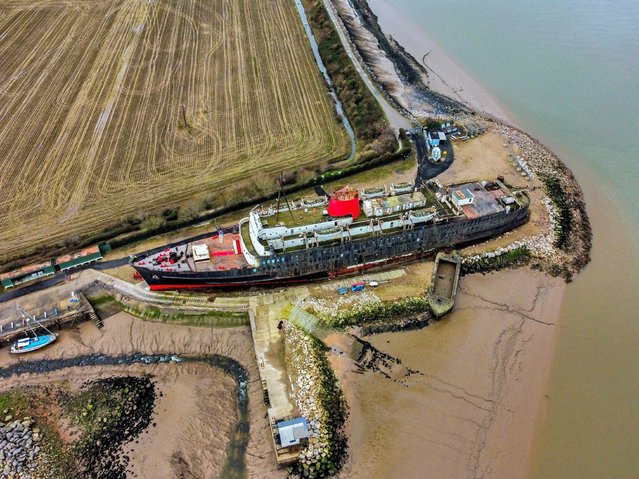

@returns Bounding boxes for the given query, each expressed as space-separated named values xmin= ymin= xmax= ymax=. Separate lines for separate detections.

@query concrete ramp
xmin=286 ymin=304 xmax=336 ymax=340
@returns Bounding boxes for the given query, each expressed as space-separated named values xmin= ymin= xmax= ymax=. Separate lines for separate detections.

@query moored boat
xmin=427 ymin=251 xmax=461 ymax=317
xmin=9 ymin=306 xmax=59 ymax=354
xmin=10 ymin=334 xmax=57 ymax=354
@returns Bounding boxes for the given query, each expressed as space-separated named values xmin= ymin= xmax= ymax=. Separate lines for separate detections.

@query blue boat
xmin=10 ymin=334 xmax=57 ymax=354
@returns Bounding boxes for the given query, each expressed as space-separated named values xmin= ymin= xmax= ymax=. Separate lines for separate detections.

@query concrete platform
xmin=247 ymin=288 xmax=310 ymax=464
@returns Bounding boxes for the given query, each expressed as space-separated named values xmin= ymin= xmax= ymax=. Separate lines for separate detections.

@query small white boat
xmin=10 ymin=334 xmax=58 ymax=354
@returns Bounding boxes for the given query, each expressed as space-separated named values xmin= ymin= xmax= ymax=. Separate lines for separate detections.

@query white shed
xmin=452 ymin=189 xmax=475 ymax=207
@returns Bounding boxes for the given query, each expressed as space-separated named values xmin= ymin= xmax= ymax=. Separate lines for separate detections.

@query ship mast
xmin=275 ymin=171 xmax=295 ymax=224
xmin=16 ymin=305 xmax=56 ymax=337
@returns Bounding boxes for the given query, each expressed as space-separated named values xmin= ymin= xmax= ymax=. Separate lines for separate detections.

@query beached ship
xmin=426 ymin=251 xmax=461 ymax=317
xmin=131 ymin=179 xmax=529 ymax=290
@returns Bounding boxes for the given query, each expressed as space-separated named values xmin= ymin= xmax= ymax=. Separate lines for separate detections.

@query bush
xmin=140 ymin=215 xmax=167 ymax=232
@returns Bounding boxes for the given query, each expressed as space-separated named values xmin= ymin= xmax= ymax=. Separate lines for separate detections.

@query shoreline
xmin=0 ymin=314 xmax=286 ymax=479
xmin=324 ymin=0 xmax=592 ymax=477
xmin=367 ymin=0 xmax=514 ymax=123
xmin=328 ymin=0 xmax=591 ymax=278
xmin=0 ymin=2 xmax=598 ymax=477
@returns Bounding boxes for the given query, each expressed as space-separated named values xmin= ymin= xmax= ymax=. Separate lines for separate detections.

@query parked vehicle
xmin=351 ymin=282 xmax=365 ymax=293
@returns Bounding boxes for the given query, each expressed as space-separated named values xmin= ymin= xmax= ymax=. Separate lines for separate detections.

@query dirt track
xmin=0 ymin=0 xmax=348 ymax=262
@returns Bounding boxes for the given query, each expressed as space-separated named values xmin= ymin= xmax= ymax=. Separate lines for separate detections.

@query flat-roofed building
xmin=277 ymin=417 xmax=310 ymax=448
xmin=426 ymin=130 xmax=447 ymax=146
xmin=0 ymin=262 xmax=55 ymax=289
xmin=192 ymin=243 xmax=210 ymax=262
xmin=362 ymin=191 xmax=427 ymax=217
xmin=56 ymin=245 xmax=103 ymax=272
xmin=452 ymin=189 xmax=475 ymax=207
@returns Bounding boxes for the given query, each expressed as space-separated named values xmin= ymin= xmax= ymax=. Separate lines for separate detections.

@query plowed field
xmin=0 ymin=0 xmax=348 ymax=262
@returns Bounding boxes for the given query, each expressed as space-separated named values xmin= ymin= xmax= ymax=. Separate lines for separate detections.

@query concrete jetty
xmin=247 ymin=288 xmax=311 ymax=465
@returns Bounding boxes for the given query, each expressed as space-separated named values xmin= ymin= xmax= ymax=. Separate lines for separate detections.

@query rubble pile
xmin=299 ymin=292 xmax=380 ymax=319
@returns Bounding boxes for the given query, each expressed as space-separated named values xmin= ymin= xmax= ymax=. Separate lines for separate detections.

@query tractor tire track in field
xmin=0 ymin=0 xmax=350 ymax=263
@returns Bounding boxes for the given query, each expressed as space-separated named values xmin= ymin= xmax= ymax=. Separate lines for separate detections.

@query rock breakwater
xmin=284 ymin=324 xmax=348 ymax=478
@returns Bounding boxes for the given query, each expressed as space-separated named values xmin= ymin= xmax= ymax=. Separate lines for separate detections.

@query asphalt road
xmin=410 ymin=130 xmax=455 ymax=185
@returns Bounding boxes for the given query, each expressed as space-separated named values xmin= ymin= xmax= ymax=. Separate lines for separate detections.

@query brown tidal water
xmin=527 ymin=170 xmax=639 ymax=479
xmin=366 ymin=0 xmax=639 ymax=475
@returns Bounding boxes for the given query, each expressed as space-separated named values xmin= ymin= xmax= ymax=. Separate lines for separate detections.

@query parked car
xmin=351 ymin=282 xmax=365 ymax=293
xmin=337 ymin=287 xmax=348 ymax=295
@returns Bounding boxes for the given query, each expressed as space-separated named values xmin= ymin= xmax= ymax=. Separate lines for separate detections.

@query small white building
xmin=192 ymin=243 xmax=210 ymax=262
xmin=427 ymin=130 xmax=447 ymax=146
xmin=451 ymin=189 xmax=475 ymax=208
xmin=277 ymin=418 xmax=310 ymax=448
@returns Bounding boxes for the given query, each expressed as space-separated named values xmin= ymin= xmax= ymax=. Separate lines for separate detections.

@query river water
xmin=368 ymin=0 xmax=639 ymax=477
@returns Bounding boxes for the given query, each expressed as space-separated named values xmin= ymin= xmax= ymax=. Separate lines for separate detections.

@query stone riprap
xmin=0 ymin=418 xmax=42 ymax=479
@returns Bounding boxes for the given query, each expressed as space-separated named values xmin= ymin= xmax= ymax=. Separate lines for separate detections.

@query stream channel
xmin=294 ymin=0 xmax=356 ymax=161
xmin=0 ymin=353 xmax=250 ymax=479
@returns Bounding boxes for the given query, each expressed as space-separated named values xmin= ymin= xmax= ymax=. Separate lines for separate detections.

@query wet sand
xmin=367 ymin=0 xmax=512 ymax=122
xmin=0 ymin=313 xmax=285 ymax=479
xmin=337 ymin=268 xmax=564 ymax=479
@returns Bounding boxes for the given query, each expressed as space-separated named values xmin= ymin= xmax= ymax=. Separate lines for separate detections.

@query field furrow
xmin=0 ymin=0 xmax=349 ymax=263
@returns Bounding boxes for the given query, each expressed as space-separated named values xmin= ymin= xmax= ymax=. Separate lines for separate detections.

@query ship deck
xmin=133 ymin=232 xmax=249 ymax=273
xmin=452 ymin=184 xmax=505 ymax=219
xmin=255 ymin=183 xmax=451 ymax=230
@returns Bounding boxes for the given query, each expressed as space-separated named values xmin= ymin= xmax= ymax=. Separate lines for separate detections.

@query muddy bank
xmin=0 ymin=355 xmax=247 ymax=479
xmin=329 ymin=0 xmax=466 ymax=119
xmin=0 ymin=314 xmax=285 ymax=479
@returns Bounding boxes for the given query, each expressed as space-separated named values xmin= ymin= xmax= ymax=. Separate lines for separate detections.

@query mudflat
xmin=336 ymin=268 xmax=563 ymax=479
xmin=0 ymin=313 xmax=287 ymax=478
